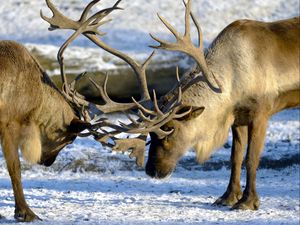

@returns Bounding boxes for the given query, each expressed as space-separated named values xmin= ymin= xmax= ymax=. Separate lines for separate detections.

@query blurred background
xmin=0 ymin=0 xmax=299 ymax=101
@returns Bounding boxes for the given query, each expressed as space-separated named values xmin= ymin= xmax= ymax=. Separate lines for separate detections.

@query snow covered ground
xmin=0 ymin=166 xmax=299 ymax=225
xmin=0 ymin=109 xmax=299 ymax=225
xmin=0 ymin=0 xmax=299 ymax=224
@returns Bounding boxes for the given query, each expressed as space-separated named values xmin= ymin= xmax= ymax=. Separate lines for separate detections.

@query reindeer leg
xmin=213 ymin=125 xmax=247 ymax=206
xmin=232 ymin=116 xmax=268 ymax=210
xmin=1 ymin=123 xmax=40 ymax=222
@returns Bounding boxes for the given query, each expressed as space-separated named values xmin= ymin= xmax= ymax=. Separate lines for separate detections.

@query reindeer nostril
xmin=145 ymin=162 xmax=156 ymax=178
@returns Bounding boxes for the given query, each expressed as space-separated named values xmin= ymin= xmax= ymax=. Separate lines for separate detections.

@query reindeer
xmin=0 ymin=0 xmax=154 ymax=222
xmin=143 ymin=2 xmax=300 ymax=210
xmin=41 ymin=0 xmax=299 ymax=212
xmin=0 ymin=40 xmax=83 ymax=222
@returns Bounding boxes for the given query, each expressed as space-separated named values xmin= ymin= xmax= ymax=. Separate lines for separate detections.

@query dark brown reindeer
xmin=0 ymin=0 xmax=157 ymax=222
xmin=45 ymin=0 xmax=300 ymax=212
xmin=0 ymin=40 xmax=82 ymax=222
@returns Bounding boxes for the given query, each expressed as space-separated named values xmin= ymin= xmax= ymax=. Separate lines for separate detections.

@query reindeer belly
xmin=272 ymin=89 xmax=300 ymax=114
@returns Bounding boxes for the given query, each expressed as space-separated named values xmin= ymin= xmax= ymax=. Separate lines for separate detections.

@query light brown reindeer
xmin=144 ymin=2 xmax=300 ymax=210
xmin=42 ymin=0 xmax=300 ymax=211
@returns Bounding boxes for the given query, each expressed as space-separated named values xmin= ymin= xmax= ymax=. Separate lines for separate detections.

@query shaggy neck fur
xmin=182 ymin=70 xmax=234 ymax=164
xmin=194 ymin=107 xmax=234 ymax=163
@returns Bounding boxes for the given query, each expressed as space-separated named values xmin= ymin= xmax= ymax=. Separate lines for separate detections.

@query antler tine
xmin=88 ymin=76 xmax=145 ymax=113
xmin=137 ymin=109 xmax=153 ymax=123
xmin=182 ymin=0 xmax=203 ymax=48
xmin=183 ymin=0 xmax=191 ymax=39
xmin=162 ymin=85 xmax=182 ymax=115
xmin=176 ymin=66 xmax=180 ymax=82
xmin=149 ymin=33 xmax=175 ymax=50
xmin=57 ymin=31 xmax=83 ymax=90
xmin=158 ymin=66 xmax=182 ymax=114
xmin=79 ymin=0 xmax=101 ymax=22
xmin=131 ymin=97 xmax=156 ymax=116
xmin=89 ymin=75 xmax=111 ymax=104
xmin=80 ymin=7 xmax=122 ymax=36
xmin=152 ymin=90 xmax=164 ymax=116
xmin=151 ymin=127 xmax=174 ymax=139
xmin=142 ymin=50 xmax=156 ymax=70
xmin=175 ymin=84 xmax=183 ymax=107
xmin=92 ymin=0 xmax=123 ymax=24
xmin=157 ymin=14 xmax=181 ymax=39
xmin=70 ymin=72 xmax=87 ymax=91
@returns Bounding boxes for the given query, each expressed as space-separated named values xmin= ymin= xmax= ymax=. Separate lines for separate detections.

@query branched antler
xmin=112 ymin=136 xmax=147 ymax=167
xmin=41 ymin=0 xmax=219 ymax=167
xmin=41 ymin=0 xmax=154 ymax=116
xmin=150 ymin=0 xmax=222 ymax=93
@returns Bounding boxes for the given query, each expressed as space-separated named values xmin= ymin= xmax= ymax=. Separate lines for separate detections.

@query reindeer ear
xmin=189 ymin=106 xmax=205 ymax=120
xmin=177 ymin=106 xmax=205 ymax=121
xmin=68 ymin=119 xmax=91 ymax=134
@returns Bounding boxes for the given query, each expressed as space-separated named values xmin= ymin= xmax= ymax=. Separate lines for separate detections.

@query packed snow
xmin=0 ymin=0 xmax=299 ymax=224
xmin=0 ymin=109 xmax=299 ymax=225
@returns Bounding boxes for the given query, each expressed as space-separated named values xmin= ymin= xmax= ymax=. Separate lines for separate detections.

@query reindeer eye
xmin=161 ymin=123 xmax=175 ymax=132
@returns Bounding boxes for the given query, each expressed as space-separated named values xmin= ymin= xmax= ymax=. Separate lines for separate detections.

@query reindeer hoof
xmin=213 ymin=191 xmax=242 ymax=207
xmin=231 ymin=197 xmax=260 ymax=210
xmin=14 ymin=209 xmax=42 ymax=222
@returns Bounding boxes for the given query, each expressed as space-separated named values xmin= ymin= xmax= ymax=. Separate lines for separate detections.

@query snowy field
xmin=0 ymin=109 xmax=299 ymax=225
xmin=0 ymin=0 xmax=299 ymax=224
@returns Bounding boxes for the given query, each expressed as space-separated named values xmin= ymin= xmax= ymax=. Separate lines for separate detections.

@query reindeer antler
xmin=41 ymin=0 xmax=218 ymax=167
xmin=150 ymin=0 xmax=222 ymax=93
xmin=41 ymin=0 xmax=157 ymax=165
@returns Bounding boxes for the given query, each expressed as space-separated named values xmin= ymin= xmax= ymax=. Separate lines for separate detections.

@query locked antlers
xmin=41 ymin=0 xmax=221 ymax=166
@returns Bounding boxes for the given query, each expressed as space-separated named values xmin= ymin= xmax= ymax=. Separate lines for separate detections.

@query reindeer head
xmin=145 ymin=106 xmax=205 ymax=178
xmin=126 ymin=0 xmax=222 ymax=178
